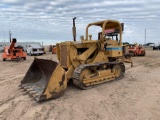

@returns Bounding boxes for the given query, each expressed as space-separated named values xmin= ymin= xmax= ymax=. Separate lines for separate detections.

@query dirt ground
xmin=0 ymin=50 xmax=160 ymax=120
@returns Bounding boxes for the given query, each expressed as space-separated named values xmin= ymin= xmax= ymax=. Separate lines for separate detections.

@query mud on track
xmin=0 ymin=50 xmax=160 ymax=120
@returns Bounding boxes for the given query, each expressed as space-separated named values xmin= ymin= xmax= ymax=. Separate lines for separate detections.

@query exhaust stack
xmin=72 ymin=17 xmax=76 ymax=41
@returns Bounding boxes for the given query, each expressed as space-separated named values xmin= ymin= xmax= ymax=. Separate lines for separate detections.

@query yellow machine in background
xmin=20 ymin=19 xmax=129 ymax=102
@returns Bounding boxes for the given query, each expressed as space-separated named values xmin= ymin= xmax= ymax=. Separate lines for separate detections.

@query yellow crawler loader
xmin=20 ymin=18 xmax=130 ymax=102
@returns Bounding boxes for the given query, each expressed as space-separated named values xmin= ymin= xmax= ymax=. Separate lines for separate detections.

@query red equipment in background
xmin=128 ymin=44 xmax=146 ymax=56
xmin=52 ymin=45 xmax=56 ymax=54
xmin=2 ymin=38 xmax=27 ymax=61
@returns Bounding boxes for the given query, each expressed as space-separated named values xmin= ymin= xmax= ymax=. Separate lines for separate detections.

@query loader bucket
xmin=20 ymin=58 xmax=67 ymax=102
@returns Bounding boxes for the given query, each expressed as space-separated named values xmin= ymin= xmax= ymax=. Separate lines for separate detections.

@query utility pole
xmin=9 ymin=30 xmax=12 ymax=42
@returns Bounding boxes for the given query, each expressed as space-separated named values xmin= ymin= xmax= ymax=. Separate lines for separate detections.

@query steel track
xmin=73 ymin=62 xmax=125 ymax=89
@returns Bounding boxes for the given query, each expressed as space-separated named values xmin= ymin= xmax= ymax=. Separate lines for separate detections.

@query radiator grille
xmin=60 ymin=45 xmax=68 ymax=68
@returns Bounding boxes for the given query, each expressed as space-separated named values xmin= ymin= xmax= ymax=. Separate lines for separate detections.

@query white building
xmin=0 ymin=42 xmax=41 ymax=52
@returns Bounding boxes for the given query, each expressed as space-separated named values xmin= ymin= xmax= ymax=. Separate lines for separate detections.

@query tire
xmin=3 ymin=58 xmax=6 ymax=61
xmin=23 ymin=57 xmax=26 ymax=60
xmin=16 ymin=56 xmax=21 ymax=61
xmin=124 ymin=54 xmax=131 ymax=59
xmin=142 ymin=51 xmax=146 ymax=56
xmin=134 ymin=53 xmax=137 ymax=56
xmin=129 ymin=52 xmax=134 ymax=57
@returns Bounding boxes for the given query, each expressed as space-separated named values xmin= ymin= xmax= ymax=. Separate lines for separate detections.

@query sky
xmin=0 ymin=0 xmax=159 ymax=45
